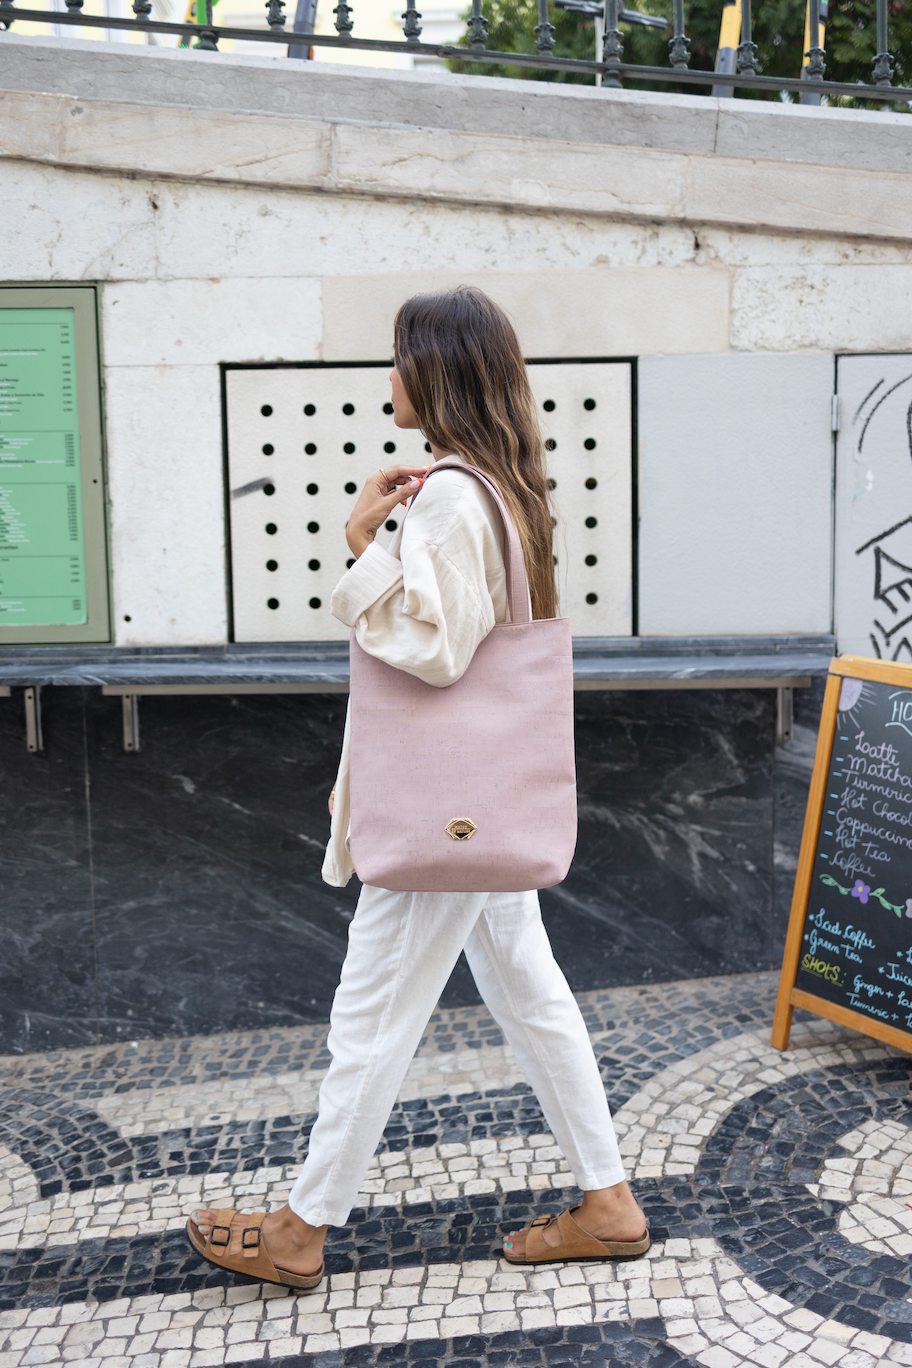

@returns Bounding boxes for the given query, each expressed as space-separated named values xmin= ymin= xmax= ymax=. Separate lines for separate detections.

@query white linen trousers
xmin=290 ymin=457 xmax=626 ymax=1225
xmin=287 ymin=882 xmax=626 ymax=1227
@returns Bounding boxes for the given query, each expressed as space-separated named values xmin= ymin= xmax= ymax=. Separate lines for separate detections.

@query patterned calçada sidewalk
xmin=0 ymin=971 xmax=910 ymax=1368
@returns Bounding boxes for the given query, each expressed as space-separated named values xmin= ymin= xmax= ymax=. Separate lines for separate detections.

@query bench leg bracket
xmin=122 ymin=694 xmax=141 ymax=753
xmin=24 ymin=686 xmax=44 ymax=754
xmin=776 ymin=686 xmax=794 ymax=746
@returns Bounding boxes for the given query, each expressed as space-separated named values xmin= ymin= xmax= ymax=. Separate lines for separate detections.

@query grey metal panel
xmin=834 ymin=354 xmax=912 ymax=659
xmin=638 ymin=352 xmax=834 ymax=636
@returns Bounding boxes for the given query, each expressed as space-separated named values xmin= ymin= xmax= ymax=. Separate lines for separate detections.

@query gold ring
xmin=379 ymin=466 xmax=388 ymax=483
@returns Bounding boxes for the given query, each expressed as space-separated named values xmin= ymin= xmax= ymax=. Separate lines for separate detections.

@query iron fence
xmin=1 ymin=0 xmax=910 ymax=106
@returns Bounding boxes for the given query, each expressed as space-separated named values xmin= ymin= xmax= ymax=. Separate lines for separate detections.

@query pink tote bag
xmin=348 ymin=460 xmax=577 ymax=893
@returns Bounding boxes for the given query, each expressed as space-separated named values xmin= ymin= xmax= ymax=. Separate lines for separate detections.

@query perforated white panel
xmin=225 ymin=362 xmax=632 ymax=642
xmin=539 ymin=362 xmax=632 ymax=636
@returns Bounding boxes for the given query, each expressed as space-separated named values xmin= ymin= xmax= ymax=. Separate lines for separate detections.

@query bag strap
xmin=412 ymin=457 xmax=533 ymax=627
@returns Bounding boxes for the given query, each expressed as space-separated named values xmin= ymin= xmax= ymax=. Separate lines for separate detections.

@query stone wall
xmin=2 ymin=35 xmax=911 ymax=644
xmin=1 ymin=38 xmax=909 ymax=1047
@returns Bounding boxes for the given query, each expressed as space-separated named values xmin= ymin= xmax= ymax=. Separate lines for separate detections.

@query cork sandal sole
xmin=502 ymin=1208 xmax=651 ymax=1266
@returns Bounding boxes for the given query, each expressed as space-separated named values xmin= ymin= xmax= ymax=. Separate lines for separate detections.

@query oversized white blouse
xmin=321 ymin=452 xmax=519 ymax=887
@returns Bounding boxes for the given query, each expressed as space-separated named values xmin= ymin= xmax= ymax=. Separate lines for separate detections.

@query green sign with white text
xmin=0 ymin=307 xmax=87 ymax=626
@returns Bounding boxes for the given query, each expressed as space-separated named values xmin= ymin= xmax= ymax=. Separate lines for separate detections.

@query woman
xmin=187 ymin=286 xmax=648 ymax=1290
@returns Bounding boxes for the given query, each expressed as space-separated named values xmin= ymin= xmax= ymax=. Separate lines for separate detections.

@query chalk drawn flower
xmin=906 ymin=899 xmax=912 ymax=919
xmin=851 ymin=880 xmax=871 ymax=904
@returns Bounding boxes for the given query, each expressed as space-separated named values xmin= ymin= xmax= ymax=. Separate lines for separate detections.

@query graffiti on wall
xmin=852 ymin=372 xmax=912 ymax=663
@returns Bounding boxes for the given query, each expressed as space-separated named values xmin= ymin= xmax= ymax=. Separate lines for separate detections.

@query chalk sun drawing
xmin=838 ymin=676 xmax=876 ymax=730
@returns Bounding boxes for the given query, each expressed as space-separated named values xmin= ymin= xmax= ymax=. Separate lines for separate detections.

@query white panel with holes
xmin=225 ymin=366 xmax=428 ymax=644
xmin=225 ymin=362 xmax=632 ymax=643
xmin=532 ymin=362 xmax=632 ymax=636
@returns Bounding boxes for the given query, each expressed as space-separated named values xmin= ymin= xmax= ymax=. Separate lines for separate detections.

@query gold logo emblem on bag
xmin=445 ymin=817 xmax=477 ymax=841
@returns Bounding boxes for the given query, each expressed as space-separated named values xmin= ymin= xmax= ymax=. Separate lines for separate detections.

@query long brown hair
xmin=393 ymin=286 xmax=557 ymax=621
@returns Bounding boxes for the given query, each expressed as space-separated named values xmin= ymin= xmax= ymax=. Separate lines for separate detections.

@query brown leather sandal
xmin=186 ymin=1209 xmax=325 ymax=1291
xmin=502 ymin=1206 xmax=651 ymax=1265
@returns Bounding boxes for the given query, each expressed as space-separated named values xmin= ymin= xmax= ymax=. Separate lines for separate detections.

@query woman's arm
xmin=343 ymin=462 xmax=429 ymax=558
xmin=331 ymin=474 xmax=498 ymax=688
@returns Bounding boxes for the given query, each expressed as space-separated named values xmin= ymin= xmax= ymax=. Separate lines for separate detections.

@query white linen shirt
xmin=321 ymin=452 xmax=518 ymax=887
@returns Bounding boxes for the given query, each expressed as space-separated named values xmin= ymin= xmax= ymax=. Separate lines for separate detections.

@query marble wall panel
xmin=0 ymin=686 xmax=817 ymax=1052
xmin=87 ymin=691 xmax=356 ymax=1041
xmin=545 ymin=689 xmax=779 ymax=992
xmin=0 ymin=689 xmax=96 ymax=1053
xmin=772 ymin=679 xmax=825 ymax=931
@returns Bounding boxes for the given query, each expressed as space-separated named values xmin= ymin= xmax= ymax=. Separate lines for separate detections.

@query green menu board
xmin=0 ymin=308 xmax=87 ymax=626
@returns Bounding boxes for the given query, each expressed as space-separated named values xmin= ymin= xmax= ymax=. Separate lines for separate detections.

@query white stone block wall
xmin=2 ymin=36 xmax=911 ymax=645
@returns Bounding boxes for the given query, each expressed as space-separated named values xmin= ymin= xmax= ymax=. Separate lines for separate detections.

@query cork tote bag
xmin=348 ymin=460 xmax=577 ymax=892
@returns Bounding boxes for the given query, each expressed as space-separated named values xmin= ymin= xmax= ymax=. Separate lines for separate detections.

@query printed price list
xmin=0 ymin=307 xmax=87 ymax=626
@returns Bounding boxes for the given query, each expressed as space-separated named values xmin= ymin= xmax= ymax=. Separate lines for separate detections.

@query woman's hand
xmin=345 ymin=464 xmax=431 ymax=558
xmin=328 ymin=787 xmax=335 ymax=817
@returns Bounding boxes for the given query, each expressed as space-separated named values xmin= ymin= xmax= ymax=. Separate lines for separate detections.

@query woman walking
xmin=187 ymin=286 xmax=648 ymax=1290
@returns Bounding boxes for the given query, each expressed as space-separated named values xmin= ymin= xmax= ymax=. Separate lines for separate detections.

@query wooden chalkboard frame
xmin=773 ymin=654 xmax=912 ymax=1053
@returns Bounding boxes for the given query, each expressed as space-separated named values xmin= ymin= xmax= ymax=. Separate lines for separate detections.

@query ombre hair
xmin=393 ymin=286 xmax=558 ymax=621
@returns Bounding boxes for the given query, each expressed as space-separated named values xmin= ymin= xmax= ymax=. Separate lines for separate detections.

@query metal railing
xmin=1 ymin=0 xmax=910 ymax=105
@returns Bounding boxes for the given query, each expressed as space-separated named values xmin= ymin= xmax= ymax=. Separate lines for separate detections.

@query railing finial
xmin=668 ymin=0 xmax=690 ymax=70
xmin=401 ymin=0 xmax=421 ymax=41
xmin=873 ymin=0 xmax=895 ymax=85
xmin=333 ymin=0 xmax=353 ymax=35
xmin=266 ymin=0 xmax=286 ymax=29
xmin=194 ymin=0 xmax=218 ymax=46
xmin=601 ymin=0 xmax=623 ymax=87
xmin=534 ymin=0 xmax=555 ymax=53
xmin=735 ymin=0 xmax=760 ymax=75
xmin=467 ymin=0 xmax=488 ymax=48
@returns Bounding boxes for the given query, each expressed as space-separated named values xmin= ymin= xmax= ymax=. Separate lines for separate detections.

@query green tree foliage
xmin=446 ymin=0 xmax=909 ymax=101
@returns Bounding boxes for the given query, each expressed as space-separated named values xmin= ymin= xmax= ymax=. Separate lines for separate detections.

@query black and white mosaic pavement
xmin=0 ymin=971 xmax=910 ymax=1367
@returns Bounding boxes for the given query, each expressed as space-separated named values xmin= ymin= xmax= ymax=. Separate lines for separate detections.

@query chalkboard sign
xmin=773 ymin=655 xmax=912 ymax=1053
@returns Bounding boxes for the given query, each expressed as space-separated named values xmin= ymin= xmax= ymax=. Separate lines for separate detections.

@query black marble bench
xmin=0 ymin=634 xmax=834 ymax=686
xmin=0 ymin=635 xmax=835 ymax=750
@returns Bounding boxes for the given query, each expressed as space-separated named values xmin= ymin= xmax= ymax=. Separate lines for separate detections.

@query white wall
xmin=3 ymin=37 xmax=911 ymax=645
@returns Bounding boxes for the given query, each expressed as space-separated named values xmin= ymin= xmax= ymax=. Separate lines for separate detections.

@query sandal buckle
xmin=241 ymin=1226 xmax=261 ymax=1254
xmin=209 ymin=1224 xmax=231 ymax=1247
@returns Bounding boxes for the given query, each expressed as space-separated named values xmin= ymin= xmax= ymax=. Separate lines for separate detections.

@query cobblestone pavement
xmin=0 ymin=971 xmax=910 ymax=1368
